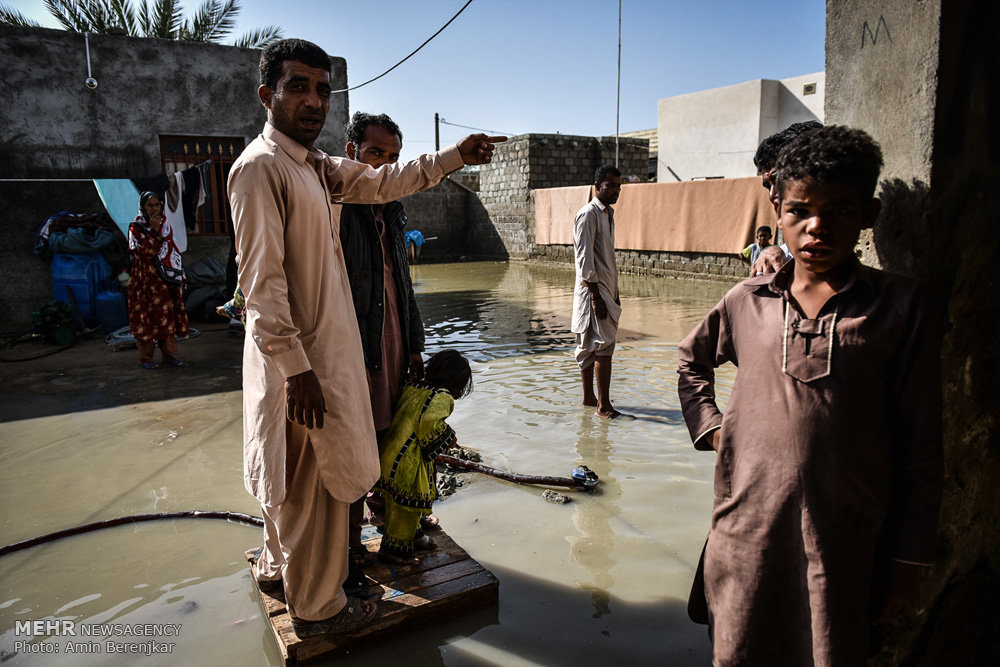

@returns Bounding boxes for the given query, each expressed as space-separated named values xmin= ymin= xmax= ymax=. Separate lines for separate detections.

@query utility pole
xmin=434 ymin=113 xmax=440 ymax=151
xmin=616 ymin=0 xmax=621 ymax=168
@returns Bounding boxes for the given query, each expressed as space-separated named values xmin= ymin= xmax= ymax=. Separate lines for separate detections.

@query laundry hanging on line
xmin=93 ymin=161 xmax=209 ymax=239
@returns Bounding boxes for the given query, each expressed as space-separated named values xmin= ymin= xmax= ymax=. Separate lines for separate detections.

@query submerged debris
xmin=435 ymin=445 xmax=482 ymax=499
xmin=436 ymin=471 xmax=466 ymax=499
xmin=542 ymin=490 xmax=571 ymax=504
xmin=448 ymin=445 xmax=482 ymax=462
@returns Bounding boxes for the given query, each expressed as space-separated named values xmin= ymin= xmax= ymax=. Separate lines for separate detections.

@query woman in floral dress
xmin=128 ymin=191 xmax=189 ymax=368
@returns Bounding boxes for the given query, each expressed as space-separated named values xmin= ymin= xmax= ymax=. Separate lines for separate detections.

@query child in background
xmin=376 ymin=350 xmax=473 ymax=565
xmin=739 ymin=225 xmax=773 ymax=271
xmin=215 ymin=287 xmax=246 ymax=334
xmin=678 ymin=126 xmax=941 ymax=665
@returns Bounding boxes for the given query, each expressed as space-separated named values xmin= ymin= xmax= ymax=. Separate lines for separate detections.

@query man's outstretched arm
xmin=325 ymin=134 xmax=506 ymax=205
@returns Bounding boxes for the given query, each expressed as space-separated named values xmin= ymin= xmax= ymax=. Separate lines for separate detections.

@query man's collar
xmin=263 ymin=123 xmax=326 ymax=165
xmin=591 ymin=197 xmax=609 ymax=212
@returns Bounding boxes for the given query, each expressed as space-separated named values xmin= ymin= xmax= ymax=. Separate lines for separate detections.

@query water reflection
xmin=569 ymin=416 xmax=619 ymax=620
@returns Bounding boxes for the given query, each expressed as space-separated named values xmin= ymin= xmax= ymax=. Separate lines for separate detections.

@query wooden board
xmin=245 ymin=525 xmax=499 ymax=665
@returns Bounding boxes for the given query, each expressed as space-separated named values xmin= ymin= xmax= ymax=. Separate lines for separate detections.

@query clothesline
xmin=2 ymin=160 xmax=213 ymax=183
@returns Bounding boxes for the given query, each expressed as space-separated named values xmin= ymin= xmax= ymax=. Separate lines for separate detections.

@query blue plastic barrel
xmin=96 ymin=290 xmax=128 ymax=329
xmin=51 ymin=252 xmax=112 ymax=328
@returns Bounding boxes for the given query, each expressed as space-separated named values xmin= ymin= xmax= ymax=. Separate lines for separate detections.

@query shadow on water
xmin=610 ymin=405 xmax=687 ymax=425
xmin=0 ymin=327 xmax=245 ymax=422
xmin=327 ymin=566 xmax=707 ymax=667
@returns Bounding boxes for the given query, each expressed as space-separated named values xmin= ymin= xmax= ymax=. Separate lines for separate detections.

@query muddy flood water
xmin=0 ymin=261 xmax=735 ymax=666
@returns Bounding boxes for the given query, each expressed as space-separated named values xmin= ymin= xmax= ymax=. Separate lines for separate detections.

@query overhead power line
xmin=438 ymin=118 xmax=514 ymax=136
xmin=332 ymin=0 xmax=475 ymax=93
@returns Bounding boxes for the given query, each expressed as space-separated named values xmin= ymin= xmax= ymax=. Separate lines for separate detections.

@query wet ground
xmin=0 ymin=261 xmax=735 ymax=666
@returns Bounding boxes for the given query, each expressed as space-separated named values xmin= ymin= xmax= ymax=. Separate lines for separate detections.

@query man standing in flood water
xmin=572 ymin=165 xmax=623 ymax=418
xmin=228 ymin=38 xmax=503 ymax=637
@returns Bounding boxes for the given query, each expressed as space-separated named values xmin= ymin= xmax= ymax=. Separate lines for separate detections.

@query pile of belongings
xmin=33 ymin=212 xmax=129 ymax=274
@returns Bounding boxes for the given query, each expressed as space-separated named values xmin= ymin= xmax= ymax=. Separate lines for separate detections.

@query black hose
xmin=0 ymin=510 xmax=263 ymax=557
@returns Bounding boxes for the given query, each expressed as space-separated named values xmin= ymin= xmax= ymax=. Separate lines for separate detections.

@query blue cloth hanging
xmin=93 ymin=179 xmax=140 ymax=235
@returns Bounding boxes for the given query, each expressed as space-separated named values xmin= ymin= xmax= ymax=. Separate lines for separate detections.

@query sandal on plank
xmin=291 ymin=597 xmax=378 ymax=638
xmin=349 ymin=545 xmax=376 ymax=568
xmin=163 ymin=359 xmax=187 ymax=368
xmin=413 ymin=534 xmax=436 ymax=551
xmin=248 ymin=546 xmax=283 ymax=594
xmin=138 ymin=361 xmax=160 ymax=369
xmin=419 ymin=514 xmax=441 ymax=531
xmin=377 ymin=548 xmax=419 ymax=567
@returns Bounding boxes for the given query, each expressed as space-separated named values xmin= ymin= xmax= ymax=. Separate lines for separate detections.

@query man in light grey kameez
xmin=571 ymin=165 xmax=623 ymax=418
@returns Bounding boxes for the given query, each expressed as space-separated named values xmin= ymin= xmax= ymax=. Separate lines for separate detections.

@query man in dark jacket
xmin=339 ymin=112 xmax=428 ymax=583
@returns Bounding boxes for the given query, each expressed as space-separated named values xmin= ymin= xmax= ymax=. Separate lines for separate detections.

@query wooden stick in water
xmin=435 ymin=454 xmax=598 ymax=490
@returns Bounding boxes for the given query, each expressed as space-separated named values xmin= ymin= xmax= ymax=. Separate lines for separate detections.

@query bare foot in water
xmin=596 ymin=406 xmax=622 ymax=418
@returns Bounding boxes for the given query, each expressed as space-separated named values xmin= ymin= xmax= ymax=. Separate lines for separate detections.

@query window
xmin=159 ymin=135 xmax=245 ymax=235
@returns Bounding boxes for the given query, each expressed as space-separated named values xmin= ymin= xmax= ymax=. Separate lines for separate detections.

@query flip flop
xmin=138 ymin=361 xmax=160 ymax=369
xmin=291 ymin=597 xmax=378 ymax=638
xmin=349 ymin=545 xmax=376 ymax=568
xmin=377 ymin=548 xmax=419 ymax=567
xmin=413 ymin=534 xmax=436 ymax=551
xmin=247 ymin=547 xmax=284 ymax=595
xmin=163 ymin=359 xmax=187 ymax=368
xmin=419 ymin=514 xmax=441 ymax=531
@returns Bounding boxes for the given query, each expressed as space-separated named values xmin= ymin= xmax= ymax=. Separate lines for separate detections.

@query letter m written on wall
xmin=159 ymin=135 xmax=246 ymax=235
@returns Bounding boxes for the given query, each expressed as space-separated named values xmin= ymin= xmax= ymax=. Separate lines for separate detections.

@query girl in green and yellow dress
xmin=376 ymin=350 xmax=473 ymax=565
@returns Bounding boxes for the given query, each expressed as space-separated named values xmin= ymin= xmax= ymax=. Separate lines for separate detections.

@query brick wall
xmin=401 ymin=176 xmax=505 ymax=262
xmin=476 ymin=133 xmax=649 ymax=260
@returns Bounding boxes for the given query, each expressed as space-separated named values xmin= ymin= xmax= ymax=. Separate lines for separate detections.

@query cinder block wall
xmin=532 ymin=245 xmax=746 ymax=282
xmin=477 ymin=133 xmax=649 ymax=261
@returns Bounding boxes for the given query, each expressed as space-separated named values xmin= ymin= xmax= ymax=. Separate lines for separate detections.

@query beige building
xmin=657 ymin=72 xmax=824 ymax=181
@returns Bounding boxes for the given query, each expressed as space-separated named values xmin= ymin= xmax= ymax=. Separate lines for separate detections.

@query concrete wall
xmin=826 ymin=0 xmax=1000 ymax=662
xmin=0 ymin=25 xmax=349 ymax=178
xmin=657 ymin=73 xmax=824 ymax=181
xmin=0 ymin=25 xmax=349 ymax=327
xmin=478 ymin=133 xmax=648 ymax=260
xmin=399 ymin=176 xmax=503 ymax=262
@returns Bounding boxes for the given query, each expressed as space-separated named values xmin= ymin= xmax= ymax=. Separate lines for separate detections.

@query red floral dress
xmin=127 ymin=218 xmax=189 ymax=342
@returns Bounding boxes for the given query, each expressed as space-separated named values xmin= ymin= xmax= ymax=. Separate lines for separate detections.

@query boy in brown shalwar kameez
xmin=678 ymin=126 xmax=942 ymax=666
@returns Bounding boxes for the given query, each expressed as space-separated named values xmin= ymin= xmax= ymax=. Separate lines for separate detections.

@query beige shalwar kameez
xmin=228 ymin=123 xmax=462 ymax=620
xmin=571 ymin=197 xmax=621 ymax=369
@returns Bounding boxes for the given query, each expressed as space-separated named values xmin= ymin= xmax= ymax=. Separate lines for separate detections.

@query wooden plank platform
xmin=246 ymin=525 xmax=499 ymax=665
